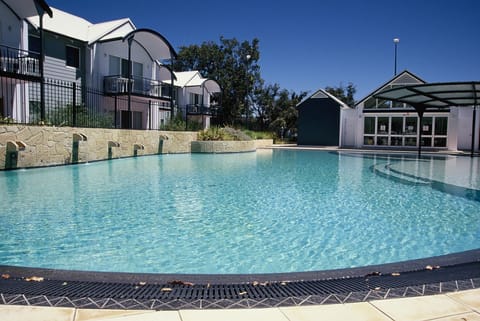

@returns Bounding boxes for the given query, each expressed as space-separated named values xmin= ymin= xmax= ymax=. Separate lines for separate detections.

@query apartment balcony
xmin=103 ymin=75 xmax=172 ymax=100
xmin=0 ymin=45 xmax=41 ymax=79
xmin=186 ymin=104 xmax=222 ymax=115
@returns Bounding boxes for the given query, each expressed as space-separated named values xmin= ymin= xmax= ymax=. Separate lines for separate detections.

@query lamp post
xmin=393 ymin=38 xmax=400 ymax=76
xmin=245 ymin=54 xmax=251 ymax=129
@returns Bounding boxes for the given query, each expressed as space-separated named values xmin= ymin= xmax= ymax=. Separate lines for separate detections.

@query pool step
xmin=371 ymin=163 xmax=431 ymax=185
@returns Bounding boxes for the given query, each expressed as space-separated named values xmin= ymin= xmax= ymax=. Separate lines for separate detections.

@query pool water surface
xmin=0 ymin=150 xmax=479 ymax=274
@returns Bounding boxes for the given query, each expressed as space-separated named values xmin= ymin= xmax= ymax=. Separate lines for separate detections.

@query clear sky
xmin=46 ymin=0 xmax=479 ymax=100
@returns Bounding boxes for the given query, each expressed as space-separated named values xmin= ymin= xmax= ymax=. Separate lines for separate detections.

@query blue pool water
xmin=0 ymin=150 xmax=479 ymax=274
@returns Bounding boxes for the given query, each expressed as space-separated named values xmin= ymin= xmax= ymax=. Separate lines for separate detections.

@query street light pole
xmin=393 ymin=38 xmax=400 ymax=76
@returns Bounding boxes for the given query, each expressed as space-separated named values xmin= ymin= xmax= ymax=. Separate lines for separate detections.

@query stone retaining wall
xmin=0 ymin=125 xmax=197 ymax=170
xmin=0 ymin=125 xmax=274 ymax=170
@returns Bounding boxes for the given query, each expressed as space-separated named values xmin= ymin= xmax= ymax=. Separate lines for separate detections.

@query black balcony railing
xmin=104 ymin=75 xmax=172 ymax=99
xmin=186 ymin=104 xmax=219 ymax=115
xmin=0 ymin=45 xmax=40 ymax=78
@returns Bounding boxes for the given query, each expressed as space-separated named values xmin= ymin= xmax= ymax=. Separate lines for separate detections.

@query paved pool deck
xmin=1 ymin=288 xmax=479 ymax=320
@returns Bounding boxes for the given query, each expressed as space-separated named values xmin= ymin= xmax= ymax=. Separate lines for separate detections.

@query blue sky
xmin=46 ymin=0 xmax=479 ymax=100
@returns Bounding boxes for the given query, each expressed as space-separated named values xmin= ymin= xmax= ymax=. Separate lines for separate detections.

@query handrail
xmin=103 ymin=75 xmax=172 ymax=99
xmin=0 ymin=45 xmax=40 ymax=76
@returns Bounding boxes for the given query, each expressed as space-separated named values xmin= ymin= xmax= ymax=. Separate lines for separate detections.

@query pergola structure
xmin=374 ymin=82 xmax=480 ymax=157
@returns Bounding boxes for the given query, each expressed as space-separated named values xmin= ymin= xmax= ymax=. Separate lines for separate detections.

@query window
xmin=435 ymin=117 xmax=448 ymax=135
xmin=28 ymin=35 xmax=41 ymax=56
xmin=434 ymin=138 xmax=447 ymax=147
xmin=421 ymin=117 xmax=432 ymax=135
xmin=405 ymin=117 xmax=417 ymax=134
xmin=109 ymin=55 xmax=130 ymax=78
xmin=377 ymin=117 xmax=389 ymax=134
xmin=109 ymin=56 xmax=120 ymax=75
xmin=391 ymin=117 xmax=403 ymax=135
xmin=364 ymin=97 xmax=376 ymax=109
xmin=364 ymin=117 xmax=375 ymax=134
xmin=66 ymin=46 xmax=80 ymax=68
xmin=190 ymin=93 xmax=200 ymax=105
xmin=361 ymin=115 xmax=447 ymax=148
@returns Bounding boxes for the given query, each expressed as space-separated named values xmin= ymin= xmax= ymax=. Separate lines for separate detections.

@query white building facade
xmin=0 ymin=1 xmax=220 ymax=130
xmin=341 ymin=70 xmax=479 ymax=153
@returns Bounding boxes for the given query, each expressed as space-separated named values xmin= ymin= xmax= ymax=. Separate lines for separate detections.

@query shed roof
xmin=297 ymin=88 xmax=351 ymax=110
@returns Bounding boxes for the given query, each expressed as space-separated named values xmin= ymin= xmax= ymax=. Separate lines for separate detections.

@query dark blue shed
xmin=296 ymin=89 xmax=351 ymax=146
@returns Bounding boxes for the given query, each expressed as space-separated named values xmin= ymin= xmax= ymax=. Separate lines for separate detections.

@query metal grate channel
xmin=0 ymin=261 xmax=479 ymax=306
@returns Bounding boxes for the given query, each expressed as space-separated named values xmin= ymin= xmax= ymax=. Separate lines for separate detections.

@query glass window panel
xmin=364 ymin=97 xmax=376 ymax=109
xmin=405 ymin=117 xmax=417 ymax=135
xmin=435 ymin=117 xmax=448 ymax=135
xmin=28 ymin=35 xmax=41 ymax=56
xmin=364 ymin=136 xmax=375 ymax=145
xmin=434 ymin=137 xmax=447 ymax=147
xmin=377 ymin=136 xmax=388 ymax=145
xmin=392 ymin=100 xmax=404 ymax=108
xmin=421 ymin=117 xmax=432 ymax=135
xmin=109 ymin=56 xmax=120 ymax=75
xmin=421 ymin=137 xmax=432 ymax=147
xmin=391 ymin=117 xmax=403 ymax=135
xmin=377 ymin=117 xmax=389 ymax=134
xmin=121 ymin=59 xmax=129 ymax=78
xmin=364 ymin=117 xmax=375 ymax=134
xmin=405 ymin=137 xmax=417 ymax=146
xmin=391 ymin=137 xmax=403 ymax=146
xmin=66 ymin=46 xmax=80 ymax=68
xmin=377 ymin=99 xmax=390 ymax=108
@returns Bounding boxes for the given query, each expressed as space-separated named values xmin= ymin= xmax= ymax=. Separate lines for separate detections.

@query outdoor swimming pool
xmin=0 ymin=150 xmax=479 ymax=275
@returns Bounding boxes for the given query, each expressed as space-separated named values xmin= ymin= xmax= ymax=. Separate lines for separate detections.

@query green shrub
xmin=197 ymin=126 xmax=252 ymax=141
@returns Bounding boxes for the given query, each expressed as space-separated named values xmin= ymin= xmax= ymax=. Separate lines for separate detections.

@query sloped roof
xmin=87 ymin=18 xmax=134 ymax=43
xmin=26 ymin=7 xmax=134 ymax=44
xmin=297 ymin=88 xmax=351 ymax=110
xmin=355 ymin=70 xmax=426 ymax=107
xmin=174 ymin=71 xmax=199 ymax=87
xmin=174 ymin=71 xmax=221 ymax=93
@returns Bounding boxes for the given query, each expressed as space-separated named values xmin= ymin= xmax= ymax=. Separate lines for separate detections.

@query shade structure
xmin=374 ymin=82 xmax=480 ymax=156
xmin=123 ymin=28 xmax=177 ymax=61
xmin=2 ymin=0 xmax=53 ymax=19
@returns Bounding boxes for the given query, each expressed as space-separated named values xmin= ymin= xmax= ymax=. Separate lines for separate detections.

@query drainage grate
xmin=1 ymin=261 xmax=479 ymax=303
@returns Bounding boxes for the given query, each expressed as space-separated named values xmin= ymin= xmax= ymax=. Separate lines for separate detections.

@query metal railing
xmin=0 ymin=76 xmax=160 ymax=128
xmin=104 ymin=75 xmax=172 ymax=99
xmin=0 ymin=45 xmax=40 ymax=78
xmin=186 ymin=104 xmax=213 ymax=115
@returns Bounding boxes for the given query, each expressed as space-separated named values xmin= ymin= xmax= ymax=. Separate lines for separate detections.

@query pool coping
xmin=1 ymin=249 xmax=479 ymax=310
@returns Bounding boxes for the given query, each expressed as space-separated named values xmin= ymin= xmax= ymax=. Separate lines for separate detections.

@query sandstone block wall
xmin=0 ymin=125 xmax=274 ymax=170
xmin=0 ymin=125 xmax=197 ymax=170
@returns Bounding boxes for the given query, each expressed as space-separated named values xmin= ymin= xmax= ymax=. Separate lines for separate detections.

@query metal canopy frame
xmin=374 ymin=82 xmax=480 ymax=157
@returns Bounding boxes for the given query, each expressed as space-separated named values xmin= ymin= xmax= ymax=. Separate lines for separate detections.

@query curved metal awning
xmin=123 ymin=28 xmax=177 ymax=61
xmin=198 ymin=79 xmax=221 ymax=94
xmin=374 ymin=81 xmax=480 ymax=156
xmin=374 ymin=82 xmax=480 ymax=108
xmin=2 ymin=0 xmax=53 ymax=19
xmin=156 ymin=62 xmax=177 ymax=81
